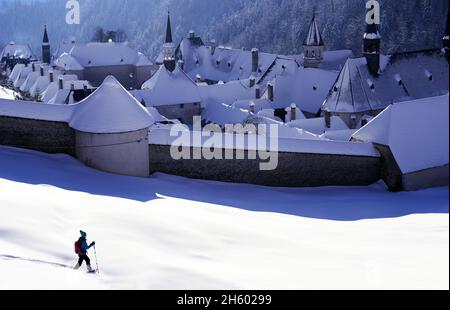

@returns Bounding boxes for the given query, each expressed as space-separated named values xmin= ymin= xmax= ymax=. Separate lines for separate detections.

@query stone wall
xmin=76 ymin=128 xmax=150 ymax=177
xmin=149 ymin=144 xmax=381 ymax=187
xmin=0 ymin=116 xmax=75 ymax=155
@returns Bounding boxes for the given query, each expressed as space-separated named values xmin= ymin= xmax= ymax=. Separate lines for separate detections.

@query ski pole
xmin=94 ymin=245 xmax=100 ymax=274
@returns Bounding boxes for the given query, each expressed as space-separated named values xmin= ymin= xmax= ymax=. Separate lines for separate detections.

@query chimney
xmin=267 ymin=83 xmax=274 ymax=101
xmin=58 ymin=77 xmax=64 ymax=90
xmin=249 ymin=76 xmax=256 ymax=87
xmin=178 ymin=59 xmax=185 ymax=71
xmin=25 ymin=62 xmax=28 ymax=68
xmin=249 ymin=101 xmax=255 ymax=114
xmin=70 ymin=82 xmax=75 ymax=91
xmin=40 ymin=65 xmax=44 ymax=76
xmin=83 ymin=84 xmax=88 ymax=96
xmin=49 ymin=71 xmax=54 ymax=83
xmin=210 ymin=39 xmax=217 ymax=55
xmin=189 ymin=30 xmax=195 ymax=39
xmin=255 ymin=85 xmax=261 ymax=99
xmin=195 ymin=74 xmax=202 ymax=83
xmin=325 ymin=111 xmax=331 ymax=129
xmin=290 ymin=103 xmax=297 ymax=121
xmin=32 ymin=63 xmax=36 ymax=72
xmin=251 ymin=48 xmax=259 ymax=73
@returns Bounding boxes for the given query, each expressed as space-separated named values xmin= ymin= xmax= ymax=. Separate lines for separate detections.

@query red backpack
xmin=74 ymin=239 xmax=82 ymax=255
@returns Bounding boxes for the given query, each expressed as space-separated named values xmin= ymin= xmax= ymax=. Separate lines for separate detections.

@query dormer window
xmin=228 ymin=62 xmax=231 ymax=68
xmin=425 ymin=70 xmax=433 ymax=81
xmin=120 ymin=58 xmax=124 ymax=63
xmin=216 ymin=60 xmax=220 ymax=66
xmin=88 ymin=60 xmax=92 ymax=65
xmin=313 ymin=86 xmax=317 ymax=91
xmin=333 ymin=86 xmax=338 ymax=92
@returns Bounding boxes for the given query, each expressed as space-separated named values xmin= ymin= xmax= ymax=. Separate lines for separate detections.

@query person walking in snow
xmin=74 ymin=230 xmax=96 ymax=272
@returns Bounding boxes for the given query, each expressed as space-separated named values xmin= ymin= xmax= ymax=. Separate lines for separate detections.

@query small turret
xmin=363 ymin=0 xmax=381 ymax=75
xmin=162 ymin=10 xmax=176 ymax=72
xmin=303 ymin=13 xmax=324 ymax=68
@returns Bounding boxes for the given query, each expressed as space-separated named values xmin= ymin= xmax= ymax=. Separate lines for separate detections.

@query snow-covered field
xmin=0 ymin=146 xmax=448 ymax=290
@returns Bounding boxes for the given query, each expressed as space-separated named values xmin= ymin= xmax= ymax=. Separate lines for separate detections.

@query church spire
xmin=43 ymin=25 xmax=49 ymax=44
xmin=42 ymin=25 xmax=51 ymax=64
xmin=162 ymin=9 xmax=176 ymax=72
xmin=165 ymin=9 xmax=173 ymax=44
xmin=303 ymin=11 xmax=324 ymax=68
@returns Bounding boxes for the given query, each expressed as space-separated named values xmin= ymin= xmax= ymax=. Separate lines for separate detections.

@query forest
xmin=0 ymin=0 xmax=448 ymax=60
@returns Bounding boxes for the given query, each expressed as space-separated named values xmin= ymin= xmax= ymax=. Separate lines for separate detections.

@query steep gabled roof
xmin=322 ymin=50 xmax=449 ymax=114
xmin=136 ymin=65 xmax=201 ymax=106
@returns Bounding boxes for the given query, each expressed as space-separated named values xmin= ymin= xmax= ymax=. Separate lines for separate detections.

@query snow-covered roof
xmin=323 ymin=50 xmax=449 ymax=114
xmin=41 ymin=75 xmax=88 ymax=103
xmin=295 ymin=50 xmax=354 ymax=71
xmin=232 ymin=98 xmax=272 ymax=112
xmin=70 ymin=76 xmax=156 ymax=133
xmin=352 ymin=94 xmax=449 ymax=174
xmin=19 ymin=71 xmax=41 ymax=93
xmin=54 ymin=53 xmax=84 ymax=71
xmin=272 ymin=67 xmax=339 ymax=113
xmin=9 ymin=63 xmax=25 ymax=82
xmin=12 ymin=65 xmax=33 ymax=88
xmin=199 ymin=80 xmax=254 ymax=107
xmin=1 ymin=42 xmax=35 ymax=60
xmin=304 ymin=16 xmax=324 ymax=46
xmin=288 ymin=116 xmax=349 ymax=135
xmin=320 ymin=129 xmax=358 ymax=142
xmin=0 ymin=98 xmax=74 ymax=122
xmin=178 ymin=39 xmax=279 ymax=83
xmin=54 ymin=42 xmax=151 ymax=69
xmin=202 ymin=102 xmax=250 ymax=126
xmin=136 ymin=65 xmax=201 ymax=106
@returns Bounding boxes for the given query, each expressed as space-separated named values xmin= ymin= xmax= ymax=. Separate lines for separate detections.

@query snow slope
xmin=0 ymin=146 xmax=448 ymax=290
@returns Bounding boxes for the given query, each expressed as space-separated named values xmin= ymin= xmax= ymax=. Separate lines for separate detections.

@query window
xmin=180 ymin=104 xmax=185 ymax=109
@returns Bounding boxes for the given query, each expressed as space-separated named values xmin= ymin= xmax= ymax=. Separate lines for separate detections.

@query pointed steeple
xmin=165 ymin=10 xmax=173 ymax=43
xmin=303 ymin=14 xmax=324 ymax=46
xmin=43 ymin=25 xmax=49 ymax=44
xmin=303 ymin=11 xmax=324 ymax=68
xmin=42 ymin=25 xmax=51 ymax=64
xmin=161 ymin=9 xmax=176 ymax=72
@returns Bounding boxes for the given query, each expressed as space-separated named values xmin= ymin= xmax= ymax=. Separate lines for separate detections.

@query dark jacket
xmin=79 ymin=237 xmax=94 ymax=255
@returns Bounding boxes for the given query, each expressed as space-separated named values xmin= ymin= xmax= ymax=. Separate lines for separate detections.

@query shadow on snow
xmin=0 ymin=146 xmax=448 ymax=221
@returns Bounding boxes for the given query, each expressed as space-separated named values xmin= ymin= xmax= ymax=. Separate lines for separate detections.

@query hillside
xmin=0 ymin=0 xmax=448 ymax=61
xmin=0 ymin=146 xmax=448 ymax=289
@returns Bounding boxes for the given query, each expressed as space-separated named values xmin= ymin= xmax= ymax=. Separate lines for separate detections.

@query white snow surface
xmin=0 ymin=146 xmax=448 ymax=290
xmin=352 ymin=94 xmax=449 ymax=174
